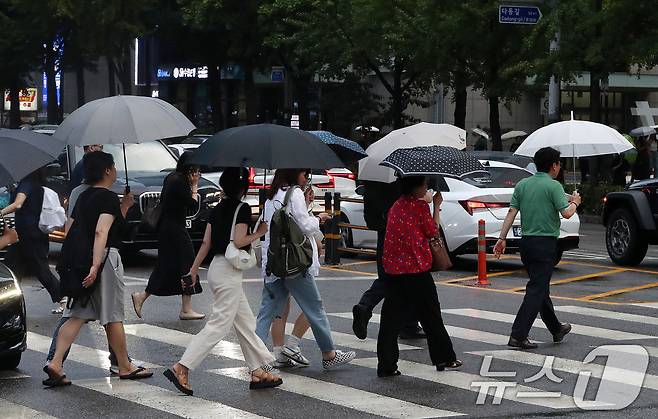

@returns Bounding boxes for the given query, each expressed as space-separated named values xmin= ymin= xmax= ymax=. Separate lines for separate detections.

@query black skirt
xmin=146 ymin=218 xmax=202 ymax=296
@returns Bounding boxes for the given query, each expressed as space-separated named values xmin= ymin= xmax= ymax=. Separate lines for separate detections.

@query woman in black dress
xmin=131 ymin=152 xmax=204 ymax=320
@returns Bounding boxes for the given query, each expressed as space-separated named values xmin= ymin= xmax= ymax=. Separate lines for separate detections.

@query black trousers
xmin=357 ymin=230 xmax=417 ymax=330
xmin=7 ymin=224 xmax=61 ymax=303
xmin=511 ymin=236 xmax=561 ymax=340
xmin=377 ymin=271 xmax=456 ymax=373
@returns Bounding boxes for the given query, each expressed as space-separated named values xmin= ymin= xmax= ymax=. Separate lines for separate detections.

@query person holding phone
xmin=131 ymin=152 xmax=204 ymax=320
xmin=164 ymin=168 xmax=281 ymax=395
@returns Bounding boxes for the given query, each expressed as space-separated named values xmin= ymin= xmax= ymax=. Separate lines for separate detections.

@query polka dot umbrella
xmin=308 ymin=130 xmax=367 ymax=163
xmin=380 ymin=145 xmax=489 ymax=179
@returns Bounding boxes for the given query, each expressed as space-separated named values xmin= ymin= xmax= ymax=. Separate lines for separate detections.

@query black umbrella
xmin=189 ymin=124 xmax=345 ymax=169
xmin=0 ymin=129 xmax=65 ymax=186
xmin=380 ymin=145 xmax=488 ymax=179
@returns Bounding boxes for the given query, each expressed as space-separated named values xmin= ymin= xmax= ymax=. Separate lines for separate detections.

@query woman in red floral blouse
xmin=377 ymin=175 xmax=462 ymax=377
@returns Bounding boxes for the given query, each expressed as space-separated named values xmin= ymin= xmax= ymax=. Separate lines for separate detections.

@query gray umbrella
xmin=629 ymin=126 xmax=656 ymax=137
xmin=53 ymin=95 xmax=196 ymax=190
xmin=380 ymin=145 xmax=488 ymax=179
xmin=0 ymin=129 xmax=65 ymax=186
xmin=189 ymin=124 xmax=344 ymax=169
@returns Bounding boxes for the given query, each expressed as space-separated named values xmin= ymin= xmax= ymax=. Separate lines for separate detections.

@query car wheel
xmin=0 ymin=353 xmax=21 ymax=370
xmin=338 ymin=215 xmax=354 ymax=256
xmin=606 ymin=208 xmax=648 ymax=266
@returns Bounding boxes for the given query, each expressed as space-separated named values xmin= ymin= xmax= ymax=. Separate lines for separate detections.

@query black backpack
xmin=56 ymin=188 xmax=109 ymax=307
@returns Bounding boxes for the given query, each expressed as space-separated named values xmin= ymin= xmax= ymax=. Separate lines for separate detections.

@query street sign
xmin=499 ymin=5 xmax=542 ymax=25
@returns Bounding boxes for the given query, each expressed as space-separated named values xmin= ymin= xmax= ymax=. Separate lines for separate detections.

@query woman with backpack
xmin=131 ymin=152 xmax=205 ymax=320
xmin=1 ymin=168 xmax=63 ymax=312
xmin=255 ymin=168 xmax=356 ymax=370
xmin=376 ymin=175 xmax=462 ymax=377
xmin=164 ymin=168 xmax=281 ymax=395
xmin=44 ymin=151 xmax=153 ymax=386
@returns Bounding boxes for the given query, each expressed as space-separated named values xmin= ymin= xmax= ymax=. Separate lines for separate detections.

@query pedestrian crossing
xmin=2 ymin=302 xmax=657 ymax=418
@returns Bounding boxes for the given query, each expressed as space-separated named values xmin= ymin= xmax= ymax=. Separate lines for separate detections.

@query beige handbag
xmin=224 ymin=203 xmax=257 ymax=270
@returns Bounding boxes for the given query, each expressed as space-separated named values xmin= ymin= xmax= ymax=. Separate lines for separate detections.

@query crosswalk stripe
xmin=329 ymin=312 xmax=543 ymax=346
xmin=466 ymin=349 xmax=658 ymax=392
xmin=123 ymin=324 xmax=246 ymax=361
xmin=284 ymin=322 xmax=422 ymax=351
xmin=351 ymin=357 xmax=611 ymax=409
xmin=442 ymin=308 xmax=657 ymax=341
xmin=211 ymin=367 xmax=465 ymax=418
xmin=631 ymin=302 xmax=658 ymax=309
xmin=75 ymin=377 xmax=266 ymax=419
xmin=0 ymin=399 xmax=58 ymax=418
xmin=27 ymin=332 xmax=159 ymax=369
xmin=555 ymin=305 xmax=658 ymax=326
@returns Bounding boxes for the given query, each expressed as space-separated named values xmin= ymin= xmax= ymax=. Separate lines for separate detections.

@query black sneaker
xmin=352 ymin=304 xmax=371 ymax=340
xmin=552 ymin=323 xmax=572 ymax=343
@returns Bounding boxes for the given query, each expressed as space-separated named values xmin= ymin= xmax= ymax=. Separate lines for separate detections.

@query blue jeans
xmin=255 ymin=271 xmax=335 ymax=352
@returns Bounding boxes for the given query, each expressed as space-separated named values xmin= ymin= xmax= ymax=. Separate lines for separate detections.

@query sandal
xmin=42 ymin=365 xmax=72 ymax=387
xmin=164 ymin=368 xmax=193 ymax=396
xmin=249 ymin=370 xmax=283 ymax=390
xmin=119 ymin=366 xmax=153 ymax=380
xmin=131 ymin=293 xmax=143 ymax=318
xmin=436 ymin=360 xmax=463 ymax=371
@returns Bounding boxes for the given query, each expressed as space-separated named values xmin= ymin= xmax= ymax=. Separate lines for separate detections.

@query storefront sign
xmin=4 ymin=88 xmax=38 ymax=111
xmin=271 ymin=67 xmax=285 ymax=82
xmin=157 ymin=65 xmax=209 ymax=80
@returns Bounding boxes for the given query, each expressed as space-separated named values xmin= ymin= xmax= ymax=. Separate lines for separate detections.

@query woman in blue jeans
xmin=255 ymin=168 xmax=355 ymax=370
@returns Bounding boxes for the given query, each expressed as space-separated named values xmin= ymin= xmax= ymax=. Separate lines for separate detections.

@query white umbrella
xmin=354 ymin=125 xmax=380 ymax=133
xmin=514 ymin=115 xmax=633 ymax=186
xmin=471 ymin=128 xmax=489 ymax=139
xmin=501 ymin=130 xmax=527 ymax=140
xmin=629 ymin=126 xmax=656 ymax=137
xmin=53 ymin=95 xmax=196 ymax=190
xmin=358 ymin=122 xmax=466 ymax=183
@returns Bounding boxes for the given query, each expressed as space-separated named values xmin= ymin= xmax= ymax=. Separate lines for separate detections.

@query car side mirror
xmin=355 ymin=185 xmax=365 ymax=196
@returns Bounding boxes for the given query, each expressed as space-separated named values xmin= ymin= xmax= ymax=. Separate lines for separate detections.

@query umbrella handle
xmin=122 ymin=143 xmax=130 ymax=193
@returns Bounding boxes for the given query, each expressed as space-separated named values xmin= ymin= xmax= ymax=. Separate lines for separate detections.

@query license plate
xmin=185 ymin=219 xmax=192 ymax=229
xmin=513 ymin=226 xmax=522 ymax=237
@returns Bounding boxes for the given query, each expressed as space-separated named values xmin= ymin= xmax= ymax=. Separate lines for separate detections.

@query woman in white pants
xmin=164 ymin=168 xmax=282 ymax=395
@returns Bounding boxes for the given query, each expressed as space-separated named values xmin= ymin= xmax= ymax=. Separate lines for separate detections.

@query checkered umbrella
xmin=308 ymin=131 xmax=367 ymax=163
xmin=380 ymin=145 xmax=488 ymax=179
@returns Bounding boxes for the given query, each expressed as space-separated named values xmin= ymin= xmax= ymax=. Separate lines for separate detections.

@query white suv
xmin=341 ymin=160 xmax=580 ymax=263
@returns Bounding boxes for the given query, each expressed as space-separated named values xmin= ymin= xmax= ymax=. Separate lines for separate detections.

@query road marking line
xmin=338 ymin=260 xmax=376 ymax=267
xmin=211 ymin=367 xmax=464 ymax=418
xmin=580 ymin=281 xmax=658 ymax=301
xmin=0 ymin=399 xmax=58 ymax=418
xmin=632 ymin=302 xmax=658 ymax=309
xmin=351 ymin=358 xmax=610 ymax=409
xmin=466 ymin=349 xmax=658 ymax=391
xmin=506 ymin=269 xmax=627 ymax=292
xmin=442 ymin=308 xmax=657 ymax=341
xmin=243 ymin=276 xmax=375 ymax=283
xmin=438 ymin=270 xmax=523 ymax=284
xmin=329 ymin=312 xmax=542 ymax=346
xmin=555 ymin=305 xmax=658 ymax=325
xmin=27 ymin=332 xmax=159 ymax=369
xmin=75 ymin=377 xmax=266 ymax=419
xmin=320 ymin=265 xmax=377 ymax=276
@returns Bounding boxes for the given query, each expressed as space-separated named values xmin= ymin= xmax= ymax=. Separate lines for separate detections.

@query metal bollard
xmin=324 ymin=192 xmax=341 ymax=265
xmin=324 ymin=192 xmax=332 ymax=213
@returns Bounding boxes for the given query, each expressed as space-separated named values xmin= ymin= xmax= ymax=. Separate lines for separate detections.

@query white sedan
xmin=340 ymin=160 xmax=580 ymax=263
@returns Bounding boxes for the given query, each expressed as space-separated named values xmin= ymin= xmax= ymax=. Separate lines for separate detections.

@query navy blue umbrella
xmin=380 ymin=145 xmax=488 ymax=179
xmin=308 ymin=131 xmax=367 ymax=163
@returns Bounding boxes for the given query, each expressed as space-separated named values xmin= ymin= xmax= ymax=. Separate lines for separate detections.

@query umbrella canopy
xmin=380 ymin=146 xmax=488 ymax=179
xmin=354 ymin=126 xmax=380 ymax=133
xmin=472 ymin=128 xmax=489 ymax=139
xmin=53 ymin=95 xmax=195 ymax=146
xmin=189 ymin=124 xmax=344 ymax=169
xmin=514 ymin=119 xmax=633 ymax=158
xmin=0 ymin=129 xmax=65 ymax=186
xmin=359 ymin=122 xmax=467 ymax=183
xmin=629 ymin=126 xmax=656 ymax=138
xmin=308 ymin=130 xmax=367 ymax=163
xmin=501 ymin=130 xmax=527 ymax=140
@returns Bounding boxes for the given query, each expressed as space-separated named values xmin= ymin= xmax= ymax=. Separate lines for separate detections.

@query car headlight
xmin=204 ymin=191 xmax=223 ymax=208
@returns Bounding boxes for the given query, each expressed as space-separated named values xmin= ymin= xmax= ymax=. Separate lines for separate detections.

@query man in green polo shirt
xmin=494 ymin=147 xmax=581 ymax=350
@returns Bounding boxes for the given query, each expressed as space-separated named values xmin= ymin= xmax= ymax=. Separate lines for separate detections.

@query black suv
xmin=603 ymin=179 xmax=658 ymax=265
xmin=0 ymin=262 xmax=26 ymax=369
xmin=46 ymin=141 xmax=221 ymax=253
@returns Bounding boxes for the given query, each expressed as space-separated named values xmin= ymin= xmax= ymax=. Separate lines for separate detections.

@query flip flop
xmin=42 ymin=365 xmax=72 ymax=387
xmin=131 ymin=293 xmax=143 ymax=318
xmin=163 ymin=369 xmax=193 ymax=396
xmin=249 ymin=372 xmax=283 ymax=390
xmin=119 ymin=367 xmax=153 ymax=380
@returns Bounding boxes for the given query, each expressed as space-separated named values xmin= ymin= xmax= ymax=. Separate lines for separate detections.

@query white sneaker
xmin=282 ymin=346 xmax=310 ymax=366
xmin=322 ymin=350 xmax=356 ymax=370
xmin=273 ymin=357 xmax=296 ymax=368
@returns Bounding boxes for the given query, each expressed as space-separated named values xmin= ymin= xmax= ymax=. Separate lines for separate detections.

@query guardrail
xmin=323 ymin=192 xmax=377 ymax=265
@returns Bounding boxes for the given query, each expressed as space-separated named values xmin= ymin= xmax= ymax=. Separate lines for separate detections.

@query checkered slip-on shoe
xmin=322 ymin=350 xmax=356 ymax=370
